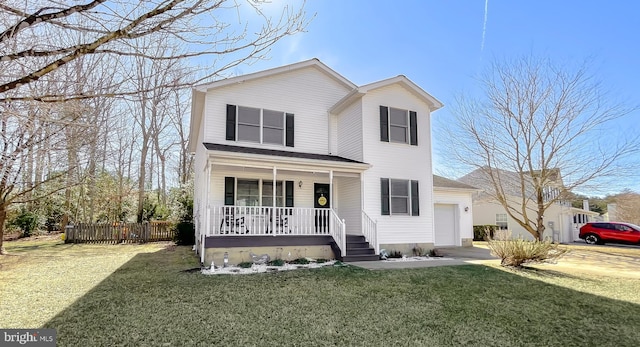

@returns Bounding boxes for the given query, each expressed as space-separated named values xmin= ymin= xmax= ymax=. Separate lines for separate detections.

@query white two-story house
xmin=189 ymin=59 xmax=472 ymax=265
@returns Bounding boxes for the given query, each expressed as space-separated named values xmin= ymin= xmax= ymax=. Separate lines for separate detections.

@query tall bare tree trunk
xmin=0 ymin=204 xmax=7 ymax=255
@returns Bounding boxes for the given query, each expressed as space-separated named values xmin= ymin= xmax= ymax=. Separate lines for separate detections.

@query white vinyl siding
xmin=335 ymin=176 xmax=362 ymax=235
xmin=209 ymin=168 xmax=325 ymax=209
xmin=361 ymin=83 xmax=434 ymax=245
xmin=204 ymin=67 xmax=351 ymax=154
xmin=335 ymin=101 xmax=363 ymax=161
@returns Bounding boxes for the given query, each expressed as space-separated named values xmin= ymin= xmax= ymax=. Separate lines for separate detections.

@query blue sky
xmin=238 ymin=0 xmax=640 ymax=193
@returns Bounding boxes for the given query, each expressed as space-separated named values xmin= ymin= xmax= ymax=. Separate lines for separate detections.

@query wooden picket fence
xmin=64 ymin=221 xmax=174 ymax=244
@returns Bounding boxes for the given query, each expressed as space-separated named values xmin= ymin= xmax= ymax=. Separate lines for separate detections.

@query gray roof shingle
xmin=203 ymin=143 xmax=367 ymax=164
xmin=433 ymin=175 xmax=478 ymax=190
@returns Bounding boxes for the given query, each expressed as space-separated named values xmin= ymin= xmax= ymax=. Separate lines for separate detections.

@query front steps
xmin=341 ymin=234 xmax=378 ymax=262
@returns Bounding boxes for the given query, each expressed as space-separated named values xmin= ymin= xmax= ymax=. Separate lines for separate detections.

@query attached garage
xmin=432 ymin=175 xmax=479 ymax=247
xmin=434 ymin=204 xmax=457 ymax=246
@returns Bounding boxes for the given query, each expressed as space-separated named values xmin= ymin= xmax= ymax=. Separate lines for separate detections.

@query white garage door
xmin=435 ymin=204 xmax=457 ymax=246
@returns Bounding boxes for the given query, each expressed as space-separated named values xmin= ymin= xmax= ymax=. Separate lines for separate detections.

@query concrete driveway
xmin=349 ymin=243 xmax=640 ymax=277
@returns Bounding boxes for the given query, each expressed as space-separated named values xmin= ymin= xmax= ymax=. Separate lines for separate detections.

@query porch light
xmin=298 ymin=180 xmax=303 ymax=188
xmin=464 ymin=206 xmax=469 ymax=212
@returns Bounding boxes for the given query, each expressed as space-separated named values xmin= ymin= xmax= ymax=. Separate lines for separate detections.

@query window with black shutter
xmin=380 ymin=105 xmax=418 ymax=146
xmin=225 ymin=105 xmax=293 ymax=146
xmin=380 ymin=178 xmax=419 ymax=216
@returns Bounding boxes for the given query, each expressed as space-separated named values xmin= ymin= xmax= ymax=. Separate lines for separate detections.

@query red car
xmin=579 ymin=222 xmax=640 ymax=245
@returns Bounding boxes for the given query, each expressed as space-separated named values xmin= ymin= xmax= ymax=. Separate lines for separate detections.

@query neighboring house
xmin=459 ymin=167 xmax=598 ymax=243
xmin=189 ymin=58 xmax=472 ymax=265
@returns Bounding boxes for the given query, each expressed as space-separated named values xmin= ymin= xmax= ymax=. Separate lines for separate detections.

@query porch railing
xmin=206 ymin=206 xmax=347 ymax=256
xmin=362 ymin=211 xmax=378 ymax=254
xmin=207 ymin=206 xmax=336 ymax=235
xmin=329 ymin=210 xmax=346 ymax=257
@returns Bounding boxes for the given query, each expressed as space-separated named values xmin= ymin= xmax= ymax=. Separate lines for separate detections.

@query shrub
xmin=487 ymin=231 xmax=569 ymax=267
xmin=387 ymin=250 xmax=403 ymax=258
xmin=412 ymin=246 xmax=425 ymax=256
xmin=428 ymin=249 xmax=442 ymax=257
xmin=473 ymin=225 xmax=498 ymax=241
xmin=289 ymin=258 xmax=310 ymax=265
xmin=268 ymin=259 xmax=284 ymax=267
xmin=238 ymin=262 xmax=253 ymax=268
xmin=174 ymin=222 xmax=195 ymax=245
xmin=10 ymin=210 xmax=41 ymax=237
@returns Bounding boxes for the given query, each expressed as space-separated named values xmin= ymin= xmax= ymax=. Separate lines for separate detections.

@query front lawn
xmin=1 ymin=239 xmax=639 ymax=346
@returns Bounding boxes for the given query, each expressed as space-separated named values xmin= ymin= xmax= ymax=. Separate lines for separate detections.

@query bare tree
xmin=447 ymin=55 xmax=639 ymax=240
xmin=0 ymin=0 xmax=310 ymax=251
xmin=168 ymin=88 xmax=193 ymax=185
xmin=0 ymin=0 xmax=309 ymax=102
xmin=609 ymin=190 xmax=640 ymax=225
xmin=0 ymin=99 xmax=90 ymax=254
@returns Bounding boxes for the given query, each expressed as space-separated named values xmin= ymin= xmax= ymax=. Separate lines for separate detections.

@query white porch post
xmin=272 ymin=166 xmax=277 ymax=235
xmin=205 ymin=161 xmax=212 ymax=234
xmin=202 ymin=160 xmax=211 ymax=264
xmin=329 ymin=170 xmax=334 ymax=208
xmin=329 ymin=170 xmax=334 ymax=238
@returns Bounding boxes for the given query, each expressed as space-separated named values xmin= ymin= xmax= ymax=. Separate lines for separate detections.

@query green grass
xmin=1 ymin=240 xmax=639 ymax=346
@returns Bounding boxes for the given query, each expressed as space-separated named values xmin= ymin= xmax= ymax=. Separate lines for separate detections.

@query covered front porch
xmin=195 ymin=144 xmax=378 ymax=264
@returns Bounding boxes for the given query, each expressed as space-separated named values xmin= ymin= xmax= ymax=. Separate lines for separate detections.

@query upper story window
xmin=389 ymin=108 xmax=408 ymax=143
xmin=380 ymin=105 xmax=418 ymax=146
xmin=226 ymin=104 xmax=294 ymax=147
xmin=237 ymin=107 xmax=261 ymax=143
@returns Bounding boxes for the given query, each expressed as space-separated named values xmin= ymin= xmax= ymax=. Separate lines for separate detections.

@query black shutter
xmin=411 ymin=180 xmax=419 ymax=216
xmin=226 ymin=104 xmax=236 ymax=141
xmin=285 ymin=113 xmax=295 ymax=147
xmin=224 ymin=177 xmax=235 ymax=205
xmin=381 ymin=178 xmax=390 ymax=215
xmin=409 ymin=111 xmax=418 ymax=146
xmin=285 ymin=181 xmax=294 ymax=207
xmin=380 ymin=106 xmax=389 ymax=142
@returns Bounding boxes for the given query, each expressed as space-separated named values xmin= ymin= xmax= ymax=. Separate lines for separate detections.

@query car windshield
xmin=625 ymin=223 xmax=640 ymax=230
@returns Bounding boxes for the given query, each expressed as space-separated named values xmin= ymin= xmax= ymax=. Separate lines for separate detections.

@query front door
xmin=314 ymin=183 xmax=330 ymax=233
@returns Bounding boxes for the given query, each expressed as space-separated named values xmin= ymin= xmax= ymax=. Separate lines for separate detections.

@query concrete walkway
xmin=348 ymin=246 xmax=498 ymax=270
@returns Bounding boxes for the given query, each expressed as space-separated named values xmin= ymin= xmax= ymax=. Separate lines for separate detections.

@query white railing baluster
xmin=361 ymin=211 xmax=379 ymax=254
